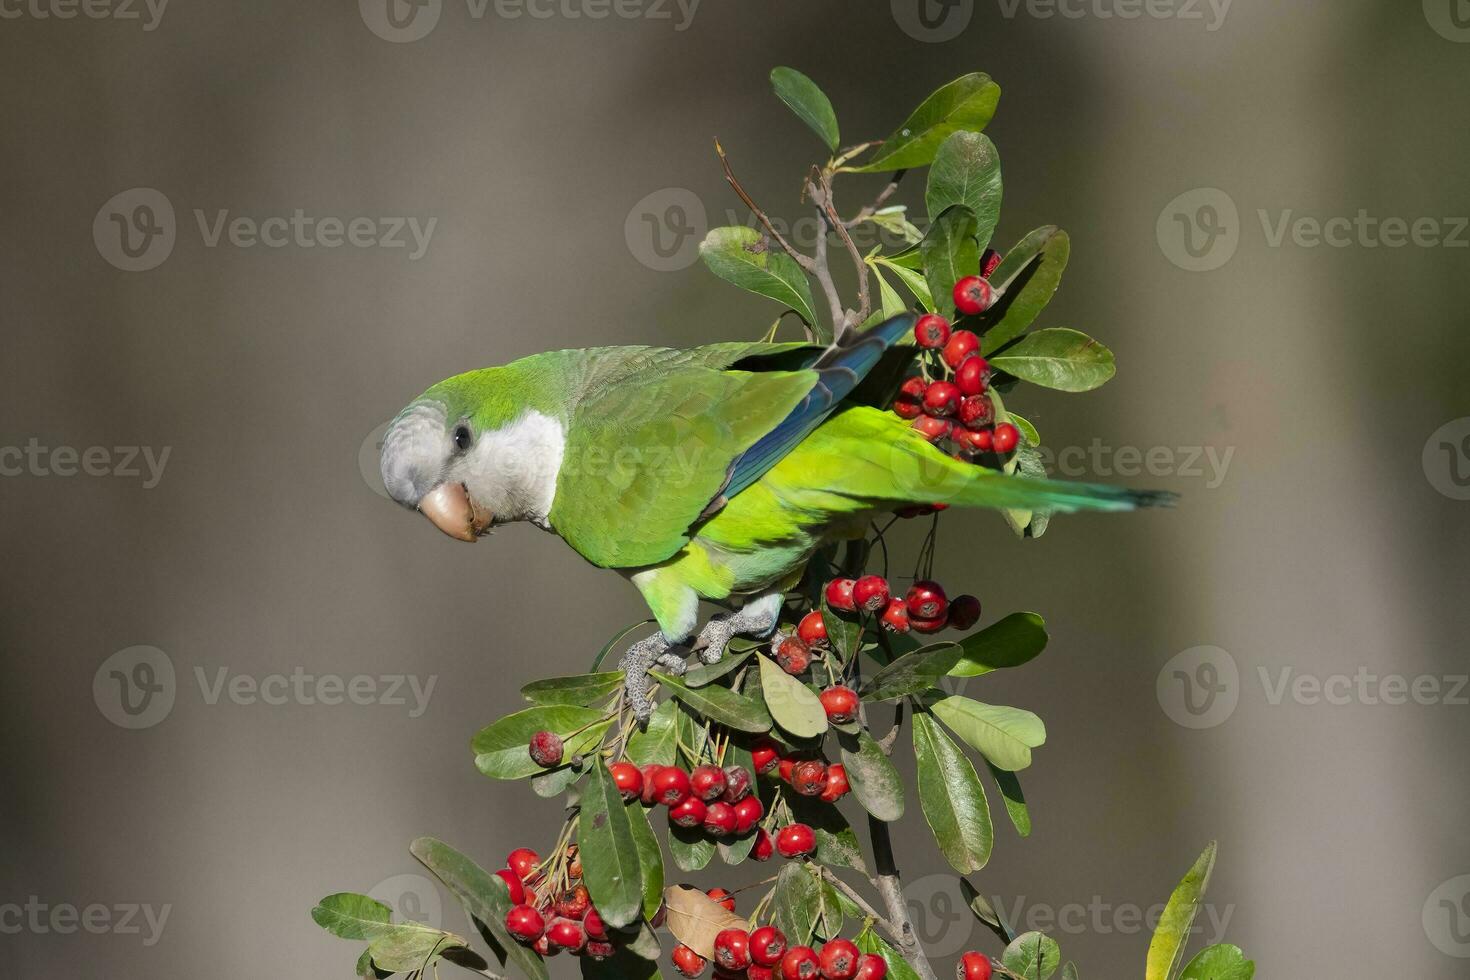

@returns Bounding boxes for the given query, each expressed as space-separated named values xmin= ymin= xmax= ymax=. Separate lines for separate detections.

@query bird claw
xmin=618 ymin=632 xmax=675 ymax=722
xmin=691 ymin=593 xmax=784 ymax=667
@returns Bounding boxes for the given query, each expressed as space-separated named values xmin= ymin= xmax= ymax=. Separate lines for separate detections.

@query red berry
xmin=750 ymin=925 xmax=788 ymax=967
xmin=951 ymin=427 xmax=987 ymax=455
xmin=855 ymin=953 xmax=889 ymax=980
xmin=673 ymin=943 xmax=708 ymax=978
xmin=948 ymin=595 xmax=982 ymax=630
xmin=953 ymin=276 xmax=995 ymax=316
xmin=981 ymin=248 xmax=1003 ymax=279
xmin=722 ymin=765 xmax=753 ymax=803
xmin=970 ymin=427 xmax=994 ymax=453
xmin=955 ymin=355 xmax=990 ymax=396
xmin=583 ymin=907 xmax=608 ymax=940
xmin=494 ymin=868 xmax=525 ymax=905
xmin=609 ymin=761 xmax=643 ymax=802
xmin=554 ymin=885 xmax=590 ymax=920
xmin=706 ymin=887 xmax=736 ymax=912
xmin=690 ymin=764 xmax=728 ymax=801
xmin=911 ymin=614 xmax=948 ymax=634
xmin=942 ymin=330 xmax=981 ymax=369
xmin=958 ymin=952 xmax=993 ymax=980
xmin=528 ymin=730 xmax=564 ymax=767
xmin=819 ymin=938 xmax=861 ymax=980
xmin=991 ymin=422 xmax=1020 ymax=454
xmin=791 ymin=760 xmax=828 ymax=796
xmin=506 ymin=848 xmax=540 ymax=881
xmin=825 ymin=578 xmax=857 ymax=613
xmin=750 ymin=967 xmax=776 ymax=980
xmin=704 ymin=801 xmax=739 ymax=837
xmin=820 ymin=763 xmax=851 ymax=803
xmin=751 ymin=739 xmax=781 ymax=775
xmin=505 ymin=904 xmax=545 ymax=943
xmin=879 ymin=598 xmax=911 ymax=634
xmin=851 ymin=576 xmax=890 ymax=613
xmin=778 ymin=757 xmax=796 ymax=783
xmin=546 ymin=917 xmax=585 ymax=952
xmin=819 ymin=686 xmax=860 ymax=724
xmin=776 ymin=635 xmax=812 ymax=675
xmin=893 ymin=375 xmax=926 ymax=419
xmin=654 ymin=766 xmax=692 ymax=807
xmin=922 ymin=381 xmax=962 ymax=418
xmin=797 ymin=610 xmax=828 ymax=647
xmin=532 ymin=933 xmax=556 ymax=957
xmin=586 ymin=939 xmax=616 ymax=960
xmin=639 ymin=764 xmax=663 ymax=805
xmin=714 ymin=928 xmax=752 ymax=971
xmin=913 ymin=313 xmax=952 ymax=349
xmin=905 ymin=581 xmax=948 ymax=620
xmin=911 ymin=415 xmax=953 ymax=442
xmin=566 ymin=844 xmax=582 ymax=880
xmin=752 ymin=827 xmax=775 ymax=861
xmin=776 ymin=823 xmax=817 ymax=858
xmin=781 ymin=945 xmax=822 ymax=980
xmin=669 ymin=796 xmax=707 ymax=828
xmin=958 ymin=394 xmax=992 ymax=427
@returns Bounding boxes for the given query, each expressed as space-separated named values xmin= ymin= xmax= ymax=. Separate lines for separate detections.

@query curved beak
xmin=418 ymin=482 xmax=494 ymax=542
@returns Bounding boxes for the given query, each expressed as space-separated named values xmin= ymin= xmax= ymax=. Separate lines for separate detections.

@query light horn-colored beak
xmin=418 ymin=482 xmax=493 ymax=542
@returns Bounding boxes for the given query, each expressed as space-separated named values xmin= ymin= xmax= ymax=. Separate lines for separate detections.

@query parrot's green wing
xmin=548 ymin=360 xmax=816 ymax=568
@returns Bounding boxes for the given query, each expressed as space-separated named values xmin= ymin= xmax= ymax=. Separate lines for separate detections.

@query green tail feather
xmin=953 ymin=467 xmax=1177 ymax=514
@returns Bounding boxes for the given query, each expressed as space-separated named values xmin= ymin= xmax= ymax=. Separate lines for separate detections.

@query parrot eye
xmin=452 ymin=424 xmax=473 ymax=453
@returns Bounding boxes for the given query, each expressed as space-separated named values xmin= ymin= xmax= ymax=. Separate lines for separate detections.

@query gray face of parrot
xmin=379 ymin=400 xmax=494 ymax=543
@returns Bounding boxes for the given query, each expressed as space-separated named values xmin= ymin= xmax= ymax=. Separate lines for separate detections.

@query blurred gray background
xmin=3 ymin=1 xmax=1468 ymax=977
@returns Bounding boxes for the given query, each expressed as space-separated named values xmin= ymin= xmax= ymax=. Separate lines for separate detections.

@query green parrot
xmin=379 ymin=314 xmax=1169 ymax=715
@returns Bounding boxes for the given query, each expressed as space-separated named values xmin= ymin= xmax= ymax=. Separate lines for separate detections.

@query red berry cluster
xmin=825 ymin=575 xmax=981 ymax=636
xmin=674 ymin=926 xmax=888 ymax=980
xmin=501 ymin=844 xmax=619 ymax=960
xmin=603 ymin=759 xmax=766 ymax=842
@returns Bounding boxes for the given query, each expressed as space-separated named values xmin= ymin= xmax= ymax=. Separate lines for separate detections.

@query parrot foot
xmin=691 ymin=592 xmax=784 ymax=666
xmin=619 ymin=632 xmax=675 ymax=721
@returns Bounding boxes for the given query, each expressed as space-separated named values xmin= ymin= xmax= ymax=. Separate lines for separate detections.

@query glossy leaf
xmin=626 ymin=697 xmax=679 ymax=767
xmin=1179 ymin=944 xmax=1254 ymax=980
xmin=874 ymin=257 xmax=935 ymax=312
xmin=850 ymin=73 xmax=1002 ymax=173
xmin=988 ymin=763 xmax=1031 ymax=837
xmin=521 ymin=671 xmax=625 ymax=707
xmin=472 ymin=706 xmax=611 ymax=780
xmin=960 ymin=878 xmax=1015 ymax=946
xmin=863 ymin=641 xmax=964 ymax=701
xmin=931 ymin=696 xmax=1046 ymax=772
xmin=855 ymin=928 xmax=923 ymax=980
xmin=772 ymin=861 xmax=821 ymax=946
xmin=862 ymin=206 xmax=925 ymax=246
xmin=990 ymin=328 xmax=1115 ymax=393
xmin=685 ymin=649 xmax=753 ymax=688
xmin=926 ymin=131 xmax=1002 ymax=251
xmin=651 ymin=669 xmax=772 ymax=733
xmin=1146 ymin=843 xmax=1218 ymax=980
xmin=838 ymin=729 xmax=905 ymax=822
xmin=669 ymin=819 xmax=717 ymax=871
xmin=700 ymin=226 xmax=821 ymax=328
xmin=578 ymin=763 xmax=644 ymax=928
xmin=530 ymin=763 xmax=582 ymax=799
xmin=626 ymin=803 xmax=666 ymax=921
xmin=312 ymin=894 xmax=468 ymax=975
xmin=950 ymin=612 xmax=1049 ymax=677
xmin=758 ymin=655 xmax=829 ymax=738
xmin=921 ymin=206 xmax=980 ymax=320
xmin=821 ymin=596 xmax=864 ymax=661
xmin=980 ymin=228 xmax=1070 ymax=354
xmin=1003 ymin=931 xmax=1062 ymax=980
xmin=912 ymin=713 xmax=993 ymax=873
xmin=771 ymin=67 xmax=840 ymax=152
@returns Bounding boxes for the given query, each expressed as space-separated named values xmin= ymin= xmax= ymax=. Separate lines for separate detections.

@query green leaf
xmin=521 ymin=671 xmax=625 ymax=707
xmin=990 ymin=328 xmax=1115 ymax=393
xmin=926 ymin=131 xmax=1002 ymax=251
xmin=685 ymin=649 xmax=753 ymax=688
xmin=472 ymin=706 xmax=611 ymax=780
xmin=814 ymin=877 xmax=844 ymax=940
xmin=626 ymin=803 xmax=667 ymax=921
xmin=912 ymin=713 xmax=993 ymax=873
xmin=921 ymin=206 xmax=980 ymax=320
xmin=651 ymin=670 xmax=772 ymax=734
xmin=849 ymin=73 xmax=1001 ymax=173
xmin=770 ymin=67 xmax=840 ymax=152
xmin=1008 ymin=412 xmax=1040 ymax=447
xmin=530 ymin=764 xmax=583 ymax=799
xmin=930 ymin=696 xmax=1046 ymax=772
xmin=409 ymin=838 xmax=549 ymax=980
xmin=718 ymin=741 xmax=759 ymax=865
xmin=861 ymin=206 xmax=925 ymax=246
xmin=979 ymin=228 xmax=1070 ymax=354
xmin=590 ymin=620 xmax=655 ymax=672
xmin=950 ymin=612 xmax=1049 ymax=677
xmin=578 ymin=763 xmax=645 ymax=928
xmin=821 ymin=597 xmax=864 ymax=662
xmin=669 ymin=819 xmax=717 ymax=871
xmin=772 ymin=862 xmax=821 ymax=946
xmin=355 ymin=947 xmax=389 ymax=979
xmin=838 ymin=729 xmax=905 ymax=822
xmin=1146 ymin=843 xmax=1218 ymax=980
xmin=580 ymin=943 xmax=663 ymax=980
xmin=959 ymin=878 xmax=1015 ymax=946
xmin=700 ymin=226 xmax=821 ymax=328
xmin=626 ymin=697 xmax=679 ymax=767
xmin=1179 ymin=944 xmax=1254 ymax=980
xmin=312 ymin=893 xmax=393 ymax=940
xmin=862 ymin=641 xmax=964 ymax=701
xmin=987 ymin=763 xmax=1031 ymax=837
xmin=873 ymin=257 xmax=936 ymax=312
xmin=758 ymin=655 xmax=829 ymax=739
xmin=855 ymin=925 xmax=923 ymax=980
xmin=366 ymin=924 xmax=466 ymax=973
xmin=871 ymin=262 xmax=909 ymax=320
xmin=783 ymin=785 xmax=869 ymax=874
xmin=1003 ymin=932 xmax=1062 ymax=980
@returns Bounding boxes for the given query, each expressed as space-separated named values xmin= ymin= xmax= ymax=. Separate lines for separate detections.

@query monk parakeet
xmin=380 ymin=314 xmax=1168 ymax=715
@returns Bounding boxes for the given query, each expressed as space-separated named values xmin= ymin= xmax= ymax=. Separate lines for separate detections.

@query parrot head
xmin=378 ymin=363 xmax=567 ymax=542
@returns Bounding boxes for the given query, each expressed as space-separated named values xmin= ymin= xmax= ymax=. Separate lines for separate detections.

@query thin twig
xmin=868 ymin=815 xmax=940 ymax=980
xmin=845 ymin=170 xmax=908 ymax=228
xmin=819 ymin=866 xmax=899 ymax=938
xmin=809 ymin=168 xmax=870 ymax=330
xmin=715 ymin=139 xmax=814 ymax=272
xmin=810 ymin=203 xmax=845 ymax=332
